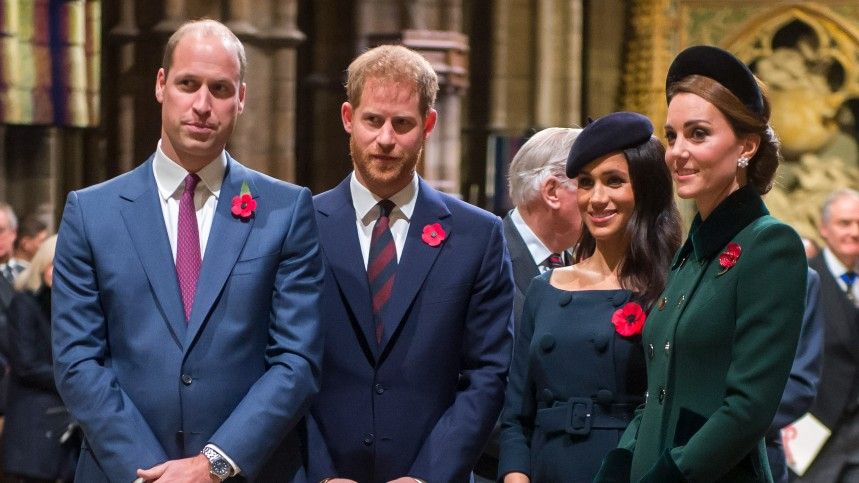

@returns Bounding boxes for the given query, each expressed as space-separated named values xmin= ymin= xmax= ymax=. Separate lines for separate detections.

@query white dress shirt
xmin=151 ymin=141 xmax=240 ymax=475
xmin=823 ymin=247 xmax=859 ymax=304
xmin=350 ymin=172 xmax=419 ymax=269
xmin=510 ymin=208 xmax=571 ymax=272
xmin=152 ymin=140 xmax=225 ymax=261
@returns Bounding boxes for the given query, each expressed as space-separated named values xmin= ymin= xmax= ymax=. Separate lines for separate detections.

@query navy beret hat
xmin=565 ymin=112 xmax=653 ymax=178
xmin=665 ymin=45 xmax=764 ymax=117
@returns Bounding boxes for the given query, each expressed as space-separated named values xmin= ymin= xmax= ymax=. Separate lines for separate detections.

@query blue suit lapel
xmin=119 ymin=158 xmax=185 ymax=347
xmin=316 ymin=178 xmax=378 ymax=358
xmin=380 ymin=179 xmax=451 ymax=351
xmin=185 ymin=155 xmax=255 ymax=349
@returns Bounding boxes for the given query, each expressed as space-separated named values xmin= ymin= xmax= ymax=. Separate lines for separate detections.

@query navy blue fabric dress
xmin=498 ymin=271 xmax=645 ymax=482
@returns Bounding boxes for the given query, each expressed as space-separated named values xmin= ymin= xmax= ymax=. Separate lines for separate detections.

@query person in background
xmin=765 ymin=267 xmax=824 ymax=483
xmin=504 ymin=127 xmax=583 ymax=330
xmin=11 ymin=215 xmax=48 ymax=269
xmin=498 ymin=112 xmax=681 ymax=482
xmin=596 ymin=45 xmax=807 ymax=482
xmin=307 ymin=44 xmax=514 ymax=483
xmin=799 ymin=189 xmax=859 ymax=482
xmin=2 ymin=235 xmax=79 ymax=483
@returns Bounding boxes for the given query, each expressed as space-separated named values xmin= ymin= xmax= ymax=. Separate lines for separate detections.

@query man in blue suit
xmin=307 ymin=45 xmax=515 ymax=483
xmin=52 ymin=20 xmax=323 ymax=482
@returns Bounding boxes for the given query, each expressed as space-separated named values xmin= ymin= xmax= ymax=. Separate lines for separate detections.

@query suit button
xmin=363 ymin=433 xmax=374 ymax=446
xmin=374 ymin=384 xmax=385 ymax=394
xmin=658 ymin=386 xmax=666 ymax=403
xmin=541 ymin=388 xmax=555 ymax=404
xmin=181 ymin=374 xmax=192 ymax=386
xmin=540 ymin=335 xmax=556 ymax=352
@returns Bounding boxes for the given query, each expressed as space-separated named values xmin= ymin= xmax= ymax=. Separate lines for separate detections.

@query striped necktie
xmin=841 ymin=271 xmax=857 ymax=303
xmin=368 ymin=200 xmax=397 ymax=344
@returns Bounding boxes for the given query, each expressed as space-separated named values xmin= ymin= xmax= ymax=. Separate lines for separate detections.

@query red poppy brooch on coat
xmin=421 ymin=223 xmax=446 ymax=247
xmin=717 ymin=242 xmax=742 ymax=276
xmin=611 ymin=302 xmax=646 ymax=337
xmin=231 ymin=181 xmax=256 ymax=221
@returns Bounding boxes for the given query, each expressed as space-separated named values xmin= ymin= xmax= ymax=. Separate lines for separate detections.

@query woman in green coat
xmin=595 ymin=46 xmax=807 ymax=482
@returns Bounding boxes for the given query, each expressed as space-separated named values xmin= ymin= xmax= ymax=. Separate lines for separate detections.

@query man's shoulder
xmin=231 ymin=159 xmax=306 ymax=197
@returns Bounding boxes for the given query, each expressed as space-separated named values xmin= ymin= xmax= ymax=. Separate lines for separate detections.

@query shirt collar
xmin=823 ymin=247 xmax=858 ymax=278
xmin=674 ymin=184 xmax=769 ymax=267
xmin=153 ymin=140 xmax=226 ymax=200
xmin=350 ymin=172 xmax=419 ymax=225
xmin=510 ymin=208 xmax=556 ymax=265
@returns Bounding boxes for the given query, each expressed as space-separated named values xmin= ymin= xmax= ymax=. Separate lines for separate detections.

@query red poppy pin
xmin=611 ymin=302 xmax=646 ymax=337
xmin=421 ymin=223 xmax=446 ymax=247
xmin=231 ymin=181 xmax=256 ymax=221
xmin=717 ymin=242 xmax=742 ymax=276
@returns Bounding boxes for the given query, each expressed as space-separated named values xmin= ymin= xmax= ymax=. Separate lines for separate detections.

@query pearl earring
xmin=737 ymin=156 xmax=749 ymax=168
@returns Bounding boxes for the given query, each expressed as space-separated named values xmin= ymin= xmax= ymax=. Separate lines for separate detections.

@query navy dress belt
xmin=535 ymin=397 xmax=638 ymax=435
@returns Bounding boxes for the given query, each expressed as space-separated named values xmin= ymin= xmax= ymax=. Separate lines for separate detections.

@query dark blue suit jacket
xmin=307 ymin=176 xmax=515 ymax=483
xmin=52 ymin=155 xmax=324 ymax=482
xmin=765 ymin=268 xmax=824 ymax=482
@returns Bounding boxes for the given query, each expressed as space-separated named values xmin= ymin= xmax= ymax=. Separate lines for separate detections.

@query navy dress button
xmin=593 ymin=333 xmax=609 ymax=352
xmin=541 ymin=388 xmax=555 ymax=404
xmin=595 ymin=389 xmax=614 ymax=405
xmin=558 ymin=293 xmax=572 ymax=307
xmin=363 ymin=433 xmax=374 ymax=445
xmin=374 ymin=384 xmax=385 ymax=394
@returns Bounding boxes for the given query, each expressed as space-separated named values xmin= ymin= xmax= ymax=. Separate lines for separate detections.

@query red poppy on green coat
xmin=718 ymin=242 xmax=742 ymax=275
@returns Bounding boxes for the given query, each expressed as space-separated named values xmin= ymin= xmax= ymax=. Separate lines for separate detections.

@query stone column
xmin=267 ymin=1 xmax=305 ymax=182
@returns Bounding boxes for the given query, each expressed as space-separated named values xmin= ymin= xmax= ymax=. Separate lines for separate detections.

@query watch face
xmin=211 ymin=458 xmax=231 ymax=478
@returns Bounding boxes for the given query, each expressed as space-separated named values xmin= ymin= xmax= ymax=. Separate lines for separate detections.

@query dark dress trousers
xmin=498 ymin=273 xmax=644 ymax=482
xmin=307 ymin=176 xmax=515 ymax=483
xmin=597 ymin=185 xmax=807 ymax=482
xmin=797 ymin=254 xmax=859 ymax=482
xmin=2 ymin=287 xmax=78 ymax=480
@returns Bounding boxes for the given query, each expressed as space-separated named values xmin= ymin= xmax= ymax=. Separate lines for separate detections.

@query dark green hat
xmin=565 ymin=112 xmax=653 ymax=178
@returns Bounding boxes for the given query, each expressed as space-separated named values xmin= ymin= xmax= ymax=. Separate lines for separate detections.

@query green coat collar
xmin=672 ymin=184 xmax=769 ymax=268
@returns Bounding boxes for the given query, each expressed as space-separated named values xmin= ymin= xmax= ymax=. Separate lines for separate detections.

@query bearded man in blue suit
xmin=52 ymin=20 xmax=323 ymax=482
xmin=307 ymin=45 xmax=515 ymax=483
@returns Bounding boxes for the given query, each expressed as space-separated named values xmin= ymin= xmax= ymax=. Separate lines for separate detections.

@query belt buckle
xmin=564 ymin=397 xmax=593 ymax=435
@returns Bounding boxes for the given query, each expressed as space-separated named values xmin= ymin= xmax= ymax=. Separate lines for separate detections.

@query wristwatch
xmin=202 ymin=446 xmax=233 ymax=481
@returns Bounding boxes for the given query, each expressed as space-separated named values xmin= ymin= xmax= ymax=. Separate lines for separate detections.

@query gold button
xmin=676 ymin=294 xmax=685 ymax=307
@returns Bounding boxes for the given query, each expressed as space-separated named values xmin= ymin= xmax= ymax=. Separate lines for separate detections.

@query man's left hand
xmin=136 ymin=454 xmax=217 ymax=482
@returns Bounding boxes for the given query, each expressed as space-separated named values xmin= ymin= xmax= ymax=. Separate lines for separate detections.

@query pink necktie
xmin=176 ymin=174 xmax=201 ymax=321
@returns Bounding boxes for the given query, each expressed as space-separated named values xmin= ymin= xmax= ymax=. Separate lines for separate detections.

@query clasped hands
xmin=134 ymin=454 xmax=218 ymax=483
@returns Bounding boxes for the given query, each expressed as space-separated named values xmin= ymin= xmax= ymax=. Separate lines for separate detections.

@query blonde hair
xmin=15 ymin=234 xmax=56 ymax=293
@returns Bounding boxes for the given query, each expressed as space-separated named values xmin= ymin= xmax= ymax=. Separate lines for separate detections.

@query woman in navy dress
xmin=497 ymin=112 xmax=682 ymax=483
